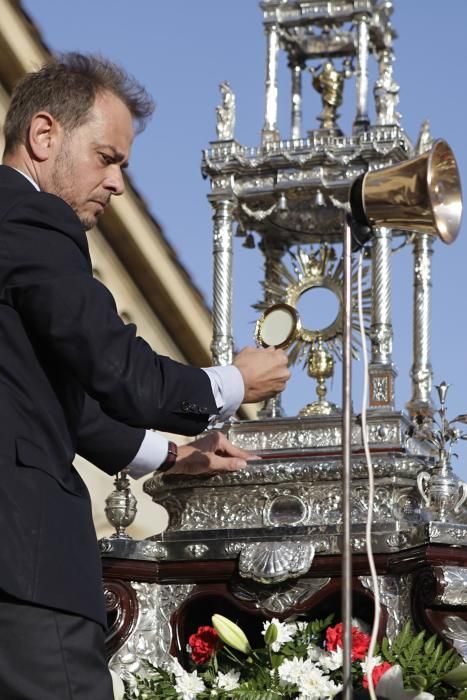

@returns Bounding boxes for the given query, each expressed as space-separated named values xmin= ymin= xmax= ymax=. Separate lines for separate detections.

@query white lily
xmin=212 ymin=614 xmax=251 ymax=654
xmin=376 ymin=665 xmax=434 ymax=700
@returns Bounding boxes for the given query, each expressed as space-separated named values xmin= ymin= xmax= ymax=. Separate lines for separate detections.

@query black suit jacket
xmin=0 ymin=165 xmax=217 ymax=625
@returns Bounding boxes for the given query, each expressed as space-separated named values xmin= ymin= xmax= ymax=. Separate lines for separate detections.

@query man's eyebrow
xmin=95 ymin=143 xmax=129 ymax=168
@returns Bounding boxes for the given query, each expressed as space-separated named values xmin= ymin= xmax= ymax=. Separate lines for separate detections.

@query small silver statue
xmin=309 ymin=59 xmax=352 ymax=131
xmin=216 ymin=81 xmax=236 ymax=140
xmin=374 ymin=49 xmax=401 ymax=125
xmin=416 ymin=119 xmax=434 ymax=154
xmin=415 ymin=382 xmax=467 ymax=522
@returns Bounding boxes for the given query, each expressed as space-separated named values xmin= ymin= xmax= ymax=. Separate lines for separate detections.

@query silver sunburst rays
xmin=255 ymin=243 xmax=372 ymax=414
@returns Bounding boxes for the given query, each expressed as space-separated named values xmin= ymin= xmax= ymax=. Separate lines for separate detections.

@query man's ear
xmin=27 ymin=111 xmax=61 ymax=161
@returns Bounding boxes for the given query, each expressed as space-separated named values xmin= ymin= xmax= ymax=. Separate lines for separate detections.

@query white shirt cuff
xmin=126 ymin=430 xmax=169 ymax=479
xmin=126 ymin=364 xmax=244 ymax=477
xmin=202 ymin=365 xmax=244 ymax=424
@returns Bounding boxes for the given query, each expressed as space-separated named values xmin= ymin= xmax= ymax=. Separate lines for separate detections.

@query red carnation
xmin=363 ymin=661 xmax=392 ymax=689
xmin=325 ymin=622 xmax=371 ymax=661
xmin=188 ymin=625 xmax=221 ymax=665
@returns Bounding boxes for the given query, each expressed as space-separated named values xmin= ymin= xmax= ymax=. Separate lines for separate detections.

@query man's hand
xmin=233 ymin=346 xmax=290 ymax=403
xmin=163 ymin=431 xmax=254 ymax=476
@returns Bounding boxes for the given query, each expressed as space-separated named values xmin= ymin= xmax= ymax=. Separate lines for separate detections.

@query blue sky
xmin=21 ymin=1 xmax=467 ymax=476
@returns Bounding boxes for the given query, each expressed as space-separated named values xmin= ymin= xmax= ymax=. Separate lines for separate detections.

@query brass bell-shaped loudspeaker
xmin=350 ymin=139 xmax=463 ymax=244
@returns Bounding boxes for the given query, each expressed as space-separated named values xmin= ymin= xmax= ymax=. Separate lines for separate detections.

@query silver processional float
xmin=102 ymin=3 xmax=467 ymax=698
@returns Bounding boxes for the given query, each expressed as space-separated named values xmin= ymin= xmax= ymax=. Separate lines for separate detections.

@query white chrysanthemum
xmin=174 ymin=669 xmax=206 ymax=700
xmin=318 ymin=648 xmax=343 ymax=672
xmin=216 ymin=670 xmax=241 ymax=691
xmin=297 ymin=663 xmax=342 ymax=700
xmin=306 ymin=643 xmax=323 ymax=662
xmin=284 ymin=621 xmax=305 ymax=638
xmin=277 ymin=656 xmax=307 ymax=685
xmin=263 ymin=617 xmax=295 ymax=652
xmin=294 ymin=621 xmax=308 ymax=632
xmin=298 ymin=679 xmax=343 ymax=700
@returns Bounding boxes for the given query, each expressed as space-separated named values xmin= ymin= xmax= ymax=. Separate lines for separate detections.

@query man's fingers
xmin=206 ymin=453 xmax=247 ymax=472
xmin=234 ymin=345 xmax=291 ymax=403
xmin=214 ymin=432 xmax=253 ymax=460
xmin=168 ymin=443 xmax=250 ymax=476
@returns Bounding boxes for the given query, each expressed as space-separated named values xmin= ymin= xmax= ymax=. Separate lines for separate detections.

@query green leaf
xmin=407 ymin=674 xmax=427 ymax=691
xmin=399 ymin=620 xmax=414 ymax=647
xmin=424 ymin=634 xmax=438 ymax=656
xmin=436 ymin=648 xmax=456 ymax=675
xmin=381 ymin=637 xmax=395 ymax=663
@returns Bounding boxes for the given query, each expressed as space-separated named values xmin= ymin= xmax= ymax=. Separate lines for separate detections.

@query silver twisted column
xmin=353 ymin=13 xmax=370 ymax=131
xmin=407 ymin=233 xmax=434 ymax=418
xmin=262 ymin=22 xmax=280 ymax=144
xmin=211 ymin=199 xmax=235 ymax=366
xmin=369 ymin=227 xmax=396 ymax=409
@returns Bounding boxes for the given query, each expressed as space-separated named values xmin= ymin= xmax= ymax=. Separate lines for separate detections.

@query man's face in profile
xmin=49 ymin=91 xmax=134 ymax=230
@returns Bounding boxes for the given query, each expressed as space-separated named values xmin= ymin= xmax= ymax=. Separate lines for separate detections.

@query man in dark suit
xmin=0 ymin=53 xmax=290 ymax=699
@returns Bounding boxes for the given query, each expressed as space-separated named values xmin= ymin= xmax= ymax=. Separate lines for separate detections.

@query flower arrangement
xmin=123 ymin=614 xmax=467 ymax=699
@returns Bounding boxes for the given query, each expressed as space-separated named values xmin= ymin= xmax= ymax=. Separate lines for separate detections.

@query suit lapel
xmin=0 ymin=164 xmax=92 ymax=266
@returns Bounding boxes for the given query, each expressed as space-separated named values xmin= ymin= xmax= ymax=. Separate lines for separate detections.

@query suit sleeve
xmin=1 ymin=191 xmax=218 ymax=435
xmin=76 ymin=393 xmax=146 ymax=475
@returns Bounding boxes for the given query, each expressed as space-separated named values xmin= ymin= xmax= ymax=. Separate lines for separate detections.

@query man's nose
xmin=104 ymin=167 xmax=125 ymax=196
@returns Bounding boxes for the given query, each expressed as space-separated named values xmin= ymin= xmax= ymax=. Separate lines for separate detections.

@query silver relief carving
xmin=184 ymin=544 xmax=209 ymax=559
xmin=359 ymin=575 xmax=413 ymax=640
xmin=154 ymin=481 xmax=416 ymax=532
xmin=224 ymin=542 xmax=247 ymax=555
xmin=221 ymin=417 xmax=405 ymax=452
xmin=202 ymin=127 xmax=412 ymax=176
xmin=372 ymin=376 xmax=389 ymax=403
xmin=231 ymin=577 xmax=331 ymax=614
xmin=109 ymin=582 xmax=194 ymax=684
xmin=442 ymin=616 xmax=467 ymax=662
xmin=239 ymin=541 xmax=315 ymax=584
xmin=138 ymin=542 xmax=168 ymax=559
xmin=99 ymin=539 xmax=113 ymax=553
xmin=434 ymin=567 xmax=467 ymax=606
xmin=211 ymin=176 xmax=232 ymax=193
xmin=424 ymin=522 xmax=467 ymax=545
